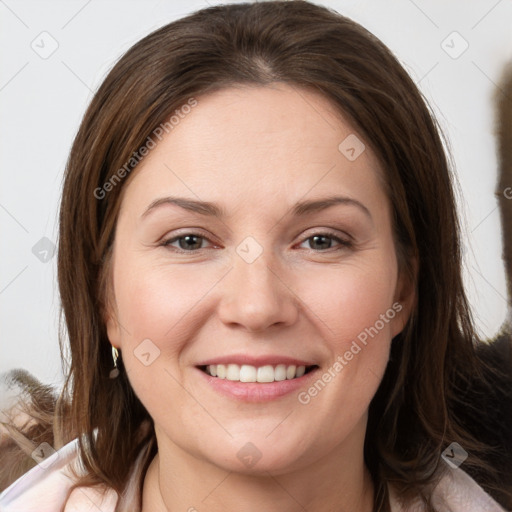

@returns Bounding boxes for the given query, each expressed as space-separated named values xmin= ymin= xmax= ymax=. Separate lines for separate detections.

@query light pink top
xmin=0 ymin=438 xmax=507 ymax=512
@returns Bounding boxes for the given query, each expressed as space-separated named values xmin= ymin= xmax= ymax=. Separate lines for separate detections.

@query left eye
xmin=298 ymin=233 xmax=350 ymax=251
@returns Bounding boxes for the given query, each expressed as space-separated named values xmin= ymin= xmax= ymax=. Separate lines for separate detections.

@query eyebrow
xmin=141 ymin=195 xmax=372 ymax=220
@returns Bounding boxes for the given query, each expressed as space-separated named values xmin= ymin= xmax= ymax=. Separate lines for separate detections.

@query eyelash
xmin=160 ymin=231 xmax=353 ymax=254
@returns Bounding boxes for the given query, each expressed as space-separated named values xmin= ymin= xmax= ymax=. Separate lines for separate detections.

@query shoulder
xmin=0 ymin=438 xmax=118 ymax=512
xmin=389 ymin=465 xmax=508 ymax=512
xmin=431 ymin=465 xmax=508 ymax=512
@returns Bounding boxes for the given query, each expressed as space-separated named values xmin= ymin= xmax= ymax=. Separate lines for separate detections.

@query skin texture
xmin=105 ymin=83 xmax=415 ymax=512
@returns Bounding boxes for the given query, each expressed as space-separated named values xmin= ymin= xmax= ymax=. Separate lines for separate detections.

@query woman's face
xmin=105 ymin=83 xmax=413 ymax=475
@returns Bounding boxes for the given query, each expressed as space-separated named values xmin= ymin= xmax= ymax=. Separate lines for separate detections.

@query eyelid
xmin=297 ymin=227 xmax=353 ymax=242
xmin=160 ymin=230 xmax=219 ymax=250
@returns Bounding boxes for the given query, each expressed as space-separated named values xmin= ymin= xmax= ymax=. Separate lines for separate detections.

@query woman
xmin=0 ymin=1 xmax=511 ymax=511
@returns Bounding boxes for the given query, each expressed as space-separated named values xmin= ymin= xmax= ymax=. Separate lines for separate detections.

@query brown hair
xmin=1 ymin=1 xmax=511 ymax=510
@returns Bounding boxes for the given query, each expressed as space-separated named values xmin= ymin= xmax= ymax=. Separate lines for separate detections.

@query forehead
xmin=118 ymin=83 xmax=387 ymax=218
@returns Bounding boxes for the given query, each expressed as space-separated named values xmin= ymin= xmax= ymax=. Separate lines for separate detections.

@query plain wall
xmin=1 ymin=0 xmax=512 ymax=387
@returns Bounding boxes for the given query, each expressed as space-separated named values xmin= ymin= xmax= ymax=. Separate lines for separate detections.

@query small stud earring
xmin=109 ymin=346 xmax=120 ymax=379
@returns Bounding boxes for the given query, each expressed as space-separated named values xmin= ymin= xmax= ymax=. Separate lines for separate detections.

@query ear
xmin=100 ymin=248 xmax=122 ymax=347
xmin=390 ymin=256 xmax=417 ymax=338
xmin=104 ymin=304 xmax=122 ymax=348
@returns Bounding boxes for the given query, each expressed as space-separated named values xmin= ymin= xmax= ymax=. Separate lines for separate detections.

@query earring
xmin=109 ymin=346 xmax=120 ymax=379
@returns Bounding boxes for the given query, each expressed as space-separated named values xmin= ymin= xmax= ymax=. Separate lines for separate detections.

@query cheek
xmin=294 ymin=250 xmax=399 ymax=412
xmin=114 ymin=260 xmax=210 ymax=341
xmin=110 ymin=261 xmax=209 ymax=413
xmin=294 ymin=261 xmax=398 ymax=432
xmin=300 ymin=257 xmax=398 ymax=345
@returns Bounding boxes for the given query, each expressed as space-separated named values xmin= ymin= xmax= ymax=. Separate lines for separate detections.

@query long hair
xmin=1 ymin=2 xmax=511 ymax=510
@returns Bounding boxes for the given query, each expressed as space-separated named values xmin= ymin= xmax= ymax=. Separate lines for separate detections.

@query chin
xmin=199 ymin=430 xmax=319 ymax=476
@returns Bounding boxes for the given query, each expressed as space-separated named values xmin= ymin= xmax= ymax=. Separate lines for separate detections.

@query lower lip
xmin=195 ymin=367 xmax=320 ymax=402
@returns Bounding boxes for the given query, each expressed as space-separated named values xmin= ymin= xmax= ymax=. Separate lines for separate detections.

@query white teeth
xmin=296 ymin=365 xmax=306 ymax=378
xmin=240 ymin=365 xmax=256 ymax=382
xmin=274 ymin=364 xmax=287 ymax=381
xmin=257 ymin=365 xmax=274 ymax=383
xmin=226 ymin=364 xmax=240 ymax=381
xmin=286 ymin=365 xmax=296 ymax=379
xmin=205 ymin=363 xmax=310 ymax=382
xmin=216 ymin=364 xmax=226 ymax=379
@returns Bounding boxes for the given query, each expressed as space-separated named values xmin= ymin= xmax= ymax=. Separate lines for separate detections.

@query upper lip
xmin=195 ymin=355 xmax=317 ymax=367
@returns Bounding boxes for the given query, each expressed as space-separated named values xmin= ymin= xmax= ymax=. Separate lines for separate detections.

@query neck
xmin=142 ymin=425 xmax=374 ymax=512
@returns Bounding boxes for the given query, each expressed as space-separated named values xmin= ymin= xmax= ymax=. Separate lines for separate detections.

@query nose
xmin=216 ymin=246 xmax=299 ymax=333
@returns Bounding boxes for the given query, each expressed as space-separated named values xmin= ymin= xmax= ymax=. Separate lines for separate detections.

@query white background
xmin=1 ymin=0 xmax=512 ymax=387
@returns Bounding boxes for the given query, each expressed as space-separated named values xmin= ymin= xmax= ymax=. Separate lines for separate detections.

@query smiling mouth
xmin=198 ymin=363 xmax=319 ymax=383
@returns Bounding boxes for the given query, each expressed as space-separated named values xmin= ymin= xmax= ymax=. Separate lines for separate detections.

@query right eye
xmin=161 ymin=232 xmax=216 ymax=252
